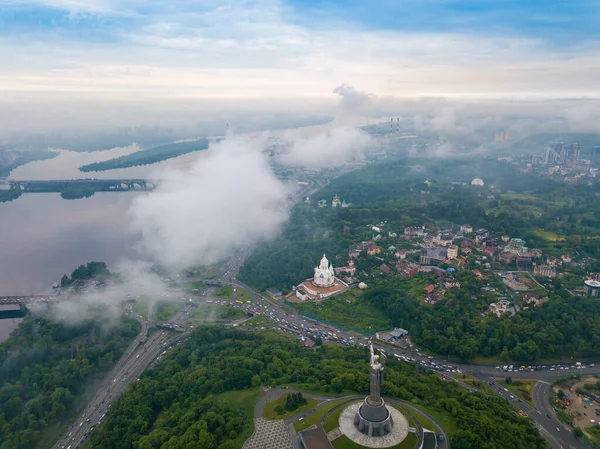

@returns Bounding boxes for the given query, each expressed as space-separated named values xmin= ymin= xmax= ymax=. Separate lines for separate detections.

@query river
xmin=0 ymin=117 xmax=361 ymax=340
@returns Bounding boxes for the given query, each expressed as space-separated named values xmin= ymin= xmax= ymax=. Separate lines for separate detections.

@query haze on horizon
xmin=1 ymin=0 xmax=600 ymax=140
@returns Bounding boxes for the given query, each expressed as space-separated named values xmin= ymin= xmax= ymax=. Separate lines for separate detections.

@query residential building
xmin=531 ymin=248 xmax=543 ymax=258
xmin=433 ymin=233 xmax=453 ymax=247
xmin=380 ymin=263 xmax=391 ymax=274
xmin=561 ymin=254 xmax=573 ymax=264
xmin=420 ymin=247 xmax=448 ymax=266
xmin=517 ymin=253 xmax=533 ymax=271
xmin=460 ymin=224 xmax=473 ymax=234
xmin=395 ymin=262 xmax=419 ymax=277
xmin=488 ymin=299 xmax=514 ymax=317
xmin=584 ymin=280 xmax=600 ymax=298
xmin=447 ymin=245 xmax=459 ymax=259
xmin=404 ymin=226 xmax=426 ymax=238
xmin=483 ymin=246 xmax=496 ymax=257
xmin=445 ymin=279 xmax=461 ymax=289
xmin=534 ymin=264 xmax=556 ymax=278
xmin=367 ymin=245 xmax=381 ymax=256
xmin=509 ymin=238 xmax=526 ymax=251
xmin=394 ymin=251 xmax=405 ymax=260
xmin=334 ymin=260 xmax=356 ymax=276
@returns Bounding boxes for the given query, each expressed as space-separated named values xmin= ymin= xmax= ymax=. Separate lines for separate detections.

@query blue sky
xmin=1 ymin=0 xmax=599 ymax=99
xmin=287 ymin=0 xmax=597 ymax=42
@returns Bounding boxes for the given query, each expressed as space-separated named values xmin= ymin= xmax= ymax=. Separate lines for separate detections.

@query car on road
xmin=556 ymin=427 xmax=560 ymax=432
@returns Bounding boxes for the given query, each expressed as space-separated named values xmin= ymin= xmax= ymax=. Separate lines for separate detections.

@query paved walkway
xmin=243 ymin=418 xmax=295 ymax=449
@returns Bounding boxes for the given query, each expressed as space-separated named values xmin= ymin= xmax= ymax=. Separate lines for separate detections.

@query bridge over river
xmin=1 ymin=178 xmax=155 ymax=193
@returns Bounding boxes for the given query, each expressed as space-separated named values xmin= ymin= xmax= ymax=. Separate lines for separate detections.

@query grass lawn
xmin=332 ymin=433 xmax=417 ymax=449
xmin=186 ymin=305 xmax=245 ymax=322
xmin=501 ymin=379 xmax=537 ymax=408
xmin=132 ymin=301 xmax=148 ymax=319
xmin=210 ymin=388 xmax=262 ymax=447
xmin=294 ymin=399 xmax=350 ymax=431
xmin=294 ymin=294 xmax=391 ymax=334
xmin=215 ymin=285 xmax=234 ymax=299
xmin=451 ymin=375 xmax=495 ymax=395
xmin=323 ymin=406 xmax=345 ymax=432
xmin=412 ymin=405 xmax=457 ymax=436
xmin=237 ymin=289 xmax=252 ymax=302
xmin=533 ymin=228 xmax=566 ymax=242
xmin=154 ymin=301 xmax=182 ymax=321
xmin=262 ymin=394 xmax=318 ymax=420
xmin=243 ymin=316 xmax=272 ymax=329
xmin=585 ymin=424 xmax=600 ymax=446
xmin=182 ymin=281 xmax=205 ymax=295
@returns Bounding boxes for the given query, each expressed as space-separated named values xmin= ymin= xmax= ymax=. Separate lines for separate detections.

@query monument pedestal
xmin=353 ymin=397 xmax=393 ymax=437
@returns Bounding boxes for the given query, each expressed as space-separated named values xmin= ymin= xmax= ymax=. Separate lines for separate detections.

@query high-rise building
xmin=592 ymin=146 xmax=600 ymax=167
xmin=544 ymin=146 xmax=557 ymax=165
xmin=570 ymin=143 xmax=580 ymax=161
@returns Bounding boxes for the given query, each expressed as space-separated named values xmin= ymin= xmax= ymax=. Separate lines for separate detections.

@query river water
xmin=1 ymin=144 xmax=215 ymax=297
xmin=0 ymin=117 xmax=360 ymax=340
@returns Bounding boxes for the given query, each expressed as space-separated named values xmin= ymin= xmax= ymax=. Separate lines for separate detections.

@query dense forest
xmin=79 ymin=139 xmax=213 ymax=172
xmin=0 ymin=315 xmax=140 ymax=449
xmin=88 ymin=327 xmax=546 ymax=449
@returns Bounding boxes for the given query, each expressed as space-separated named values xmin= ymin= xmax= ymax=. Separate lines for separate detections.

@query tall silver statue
xmin=368 ymin=343 xmax=386 ymax=405
xmin=354 ymin=342 xmax=393 ymax=436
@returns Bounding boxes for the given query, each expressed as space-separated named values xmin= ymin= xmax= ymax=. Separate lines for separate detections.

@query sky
xmin=1 ymin=0 xmax=600 ymax=101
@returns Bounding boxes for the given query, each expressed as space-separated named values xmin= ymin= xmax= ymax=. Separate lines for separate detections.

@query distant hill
xmin=510 ymin=132 xmax=600 ymax=155
xmin=79 ymin=139 xmax=214 ymax=172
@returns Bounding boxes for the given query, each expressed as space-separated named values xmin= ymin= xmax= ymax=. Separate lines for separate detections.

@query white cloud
xmin=128 ymin=135 xmax=290 ymax=269
xmin=276 ymin=127 xmax=372 ymax=168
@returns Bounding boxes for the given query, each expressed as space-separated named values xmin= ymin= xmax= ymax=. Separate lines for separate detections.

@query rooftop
xmin=299 ymin=426 xmax=333 ymax=449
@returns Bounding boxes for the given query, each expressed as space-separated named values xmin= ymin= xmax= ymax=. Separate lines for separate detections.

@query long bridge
xmin=1 ymin=178 xmax=155 ymax=193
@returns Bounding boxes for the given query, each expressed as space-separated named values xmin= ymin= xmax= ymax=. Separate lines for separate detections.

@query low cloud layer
xmin=129 ymin=136 xmax=290 ymax=269
xmin=333 ymin=84 xmax=377 ymax=111
xmin=29 ymin=261 xmax=173 ymax=325
xmin=277 ymin=127 xmax=372 ymax=168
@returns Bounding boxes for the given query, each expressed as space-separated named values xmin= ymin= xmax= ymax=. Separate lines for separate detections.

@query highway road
xmin=53 ymin=305 xmax=192 ymax=449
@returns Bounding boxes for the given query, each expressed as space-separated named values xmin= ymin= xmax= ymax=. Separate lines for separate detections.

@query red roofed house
xmin=483 ymin=246 xmax=496 ymax=256
xmin=472 ymin=269 xmax=483 ymax=279
xmin=395 ymin=251 xmax=406 ymax=260
xmin=367 ymin=245 xmax=382 ymax=256
xmin=561 ymin=254 xmax=572 ymax=263
xmin=424 ymin=284 xmax=435 ymax=294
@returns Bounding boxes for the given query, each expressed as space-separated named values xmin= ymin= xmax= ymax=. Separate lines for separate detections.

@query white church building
xmin=294 ymin=254 xmax=348 ymax=301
